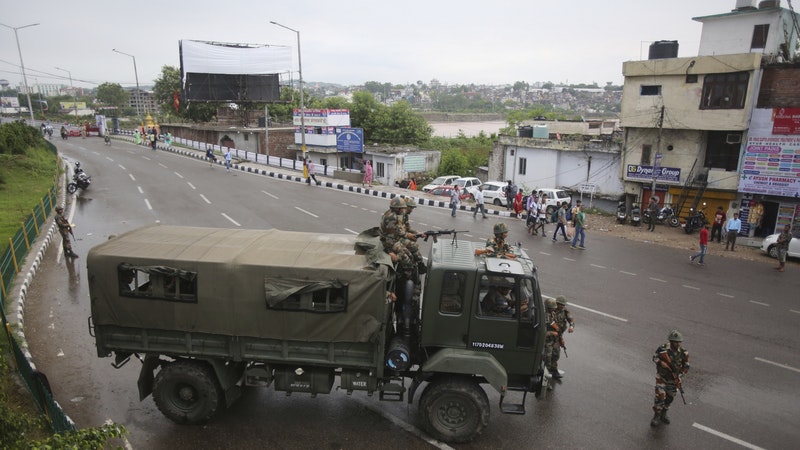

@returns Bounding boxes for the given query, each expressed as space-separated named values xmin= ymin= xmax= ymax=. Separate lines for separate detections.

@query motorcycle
xmin=616 ymin=201 xmax=627 ymax=224
xmin=683 ymin=203 xmax=707 ymax=234
xmin=67 ymin=162 xmax=91 ymax=194
xmin=657 ymin=205 xmax=680 ymax=227
xmin=630 ymin=204 xmax=641 ymax=226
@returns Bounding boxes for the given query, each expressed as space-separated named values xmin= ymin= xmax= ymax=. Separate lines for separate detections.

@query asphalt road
xmin=20 ymin=136 xmax=800 ymax=449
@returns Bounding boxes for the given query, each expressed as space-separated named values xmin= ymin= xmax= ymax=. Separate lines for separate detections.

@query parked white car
xmin=481 ymin=181 xmax=508 ymax=206
xmin=760 ymin=232 xmax=800 ymax=259
xmin=531 ymin=188 xmax=573 ymax=214
xmin=453 ymin=177 xmax=483 ymax=199
xmin=422 ymin=175 xmax=461 ymax=193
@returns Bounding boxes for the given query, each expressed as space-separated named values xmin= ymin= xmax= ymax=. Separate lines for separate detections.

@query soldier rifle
xmin=660 ymin=351 xmax=686 ymax=405
xmin=420 ymin=229 xmax=469 ymax=244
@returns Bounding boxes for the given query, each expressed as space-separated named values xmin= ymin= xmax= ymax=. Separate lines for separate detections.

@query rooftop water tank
xmin=649 ymin=40 xmax=679 ymax=60
xmin=532 ymin=125 xmax=549 ymax=139
xmin=735 ymin=0 xmax=757 ymax=10
xmin=518 ymin=126 xmax=533 ymax=138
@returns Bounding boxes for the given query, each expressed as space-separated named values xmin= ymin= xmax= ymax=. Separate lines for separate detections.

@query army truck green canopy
xmin=88 ymin=225 xmax=394 ymax=343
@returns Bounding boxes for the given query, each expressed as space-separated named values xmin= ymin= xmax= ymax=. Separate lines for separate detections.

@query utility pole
xmin=650 ymin=106 xmax=665 ymax=197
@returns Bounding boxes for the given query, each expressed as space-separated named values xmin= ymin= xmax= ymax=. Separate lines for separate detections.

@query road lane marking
xmin=349 ymin=396 xmax=454 ymax=450
xmin=261 ymin=190 xmax=278 ymax=200
xmin=749 ymin=300 xmax=769 ymax=307
xmin=158 ymin=162 xmax=167 ymax=168
xmin=754 ymin=357 xmax=800 ymax=374
xmin=137 ymin=186 xmax=143 ymax=194
xmin=104 ymin=155 xmax=113 ymax=161
xmin=649 ymin=277 xmax=667 ymax=283
xmin=221 ymin=213 xmax=240 ymax=226
xmin=295 ymin=207 xmax=319 ymax=218
xmin=144 ymin=199 xmax=152 ymax=210
xmin=563 ymin=257 xmax=576 ymax=261
xmin=692 ymin=423 xmax=765 ymax=450
xmin=344 ymin=228 xmax=359 ymax=235
xmin=790 ymin=309 xmax=800 ymax=314
xmin=538 ymin=251 xmax=552 ymax=256
xmin=717 ymin=293 xmax=734 ymax=298
xmin=174 ymin=172 xmax=184 ymax=179
xmin=682 ymin=284 xmax=700 ymax=290
xmin=199 ymin=194 xmax=211 ymax=204
xmin=118 ymin=164 xmax=126 ymax=170
xmin=590 ymin=264 xmax=606 ymax=269
xmin=129 ymin=174 xmax=135 ymax=181
xmin=620 ymin=271 xmax=636 ymax=276
xmin=565 ymin=302 xmax=628 ymax=322
xmin=187 ymin=182 xmax=196 ymax=190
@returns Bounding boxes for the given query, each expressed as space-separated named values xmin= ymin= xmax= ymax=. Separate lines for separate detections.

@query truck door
xmin=468 ymin=274 xmax=539 ymax=377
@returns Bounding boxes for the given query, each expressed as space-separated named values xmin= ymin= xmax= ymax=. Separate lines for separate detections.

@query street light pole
xmin=0 ymin=22 xmax=39 ymax=123
xmin=270 ymin=21 xmax=306 ymax=159
xmin=112 ymin=48 xmax=143 ymax=123
xmin=55 ymin=66 xmax=79 ymax=123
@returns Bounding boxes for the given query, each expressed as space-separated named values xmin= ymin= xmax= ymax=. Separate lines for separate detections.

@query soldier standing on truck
xmin=379 ymin=197 xmax=414 ymax=269
xmin=475 ymin=223 xmax=516 ymax=259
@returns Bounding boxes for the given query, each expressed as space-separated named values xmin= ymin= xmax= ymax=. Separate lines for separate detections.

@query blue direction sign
xmin=336 ymin=127 xmax=364 ymax=153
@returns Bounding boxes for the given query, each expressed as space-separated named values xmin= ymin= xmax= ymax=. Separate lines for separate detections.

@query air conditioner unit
xmin=726 ymin=133 xmax=742 ymax=144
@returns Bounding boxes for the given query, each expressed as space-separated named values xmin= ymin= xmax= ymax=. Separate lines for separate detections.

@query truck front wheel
xmin=419 ymin=377 xmax=489 ymax=443
xmin=153 ymin=360 xmax=223 ymax=425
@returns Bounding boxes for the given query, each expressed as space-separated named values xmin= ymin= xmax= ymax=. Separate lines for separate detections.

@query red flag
xmin=173 ymin=90 xmax=180 ymax=113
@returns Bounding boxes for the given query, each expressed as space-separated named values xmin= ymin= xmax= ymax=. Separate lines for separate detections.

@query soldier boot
xmin=659 ymin=409 xmax=670 ymax=424
xmin=650 ymin=412 xmax=661 ymax=427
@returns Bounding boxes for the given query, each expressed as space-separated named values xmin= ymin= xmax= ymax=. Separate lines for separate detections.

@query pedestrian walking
xmin=473 ymin=185 xmax=487 ymax=219
xmin=689 ymin=223 xmax=709 ymax=265
xmin=306 ymin=158 xmax=318 ymax=185
xmin=647 ymin=196 xmax=659 ymax=232
xmin=362 ymin=160 xmax=373 ymax=187
xmin=450 ymin=186 xmax=460 ymax=217
xmin=651 ymin=330 xmax=690 ymax=427
xmin=570 ymin=204 xmax=586 ymax=250
xmin=724 ymin=212 xmax=742 ymax=251
xmin=552 ymin=202 xmax=570 ymax=242
xmin=774 ymin=224 xmax=793 ymax=273
xmin=165 ymin=131 xmax=172 ymax=149
xmin=224 ymin=149 xmax=232 ymax=173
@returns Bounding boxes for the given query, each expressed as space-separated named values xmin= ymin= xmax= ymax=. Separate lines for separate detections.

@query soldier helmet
xmin=493 ymin=223 xmax=509 ymax=235
xmin=55 ymin=206 xmax=64 ymax=212
xmin=556 ymin=295 xmax=567 ymax=306
xmin=404 ymin=197 xmax=417 ymax=208
xmin=668 ymin=329 xmax=683 ymax=342
xmin=390 ymin=197 xmax=406 ymax=209
xmin=545 ymin=298 xmax=557 ymax=310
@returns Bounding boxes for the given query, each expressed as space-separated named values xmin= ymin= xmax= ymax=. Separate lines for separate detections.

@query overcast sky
xmin=0 ymin=0 xmax=769 ymax=91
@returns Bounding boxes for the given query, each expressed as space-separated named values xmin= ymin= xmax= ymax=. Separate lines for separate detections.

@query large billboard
xmin=179 ymin=40 xmax=291 ymax=103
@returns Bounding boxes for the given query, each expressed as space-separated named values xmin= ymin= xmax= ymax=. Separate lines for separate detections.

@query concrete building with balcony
xmin=620 ymin=0 xmax=800 ymax=237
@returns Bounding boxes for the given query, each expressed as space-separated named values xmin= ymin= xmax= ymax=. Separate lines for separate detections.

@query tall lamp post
xmin=270 ymin=21 xmax=306 ymax=159
xmin=0 ymin=22 xmax=39 ymax=123
xmin=54 ymin=66 xmax=79 ymax=123
xmin=112 ymin=48 xmax=143 ymax=122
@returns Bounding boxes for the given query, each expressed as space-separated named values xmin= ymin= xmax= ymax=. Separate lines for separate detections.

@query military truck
xmin=87 ymin=225 xmax=547 ymax=443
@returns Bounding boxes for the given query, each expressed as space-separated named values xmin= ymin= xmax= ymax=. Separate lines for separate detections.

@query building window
xmin=751 ymin=24 xmax=769 ymax=49
xmin=244 ymin=133 xmax=249 ymax=141
xmin=685 ymin=74 xmax=698 ymax=84
xmin=700 ymin=72 xmax=749 ymax=110
xmin=320 ymin=158 xmax=327 ymax=166
xmin=376 ymin=162 xmax=385 ymax=178
xmin=641 ymin=144 xmax=652 ymax=165
xmin=518 ymin=157 xmax=527 ymax=175
xmin=704 ymin=131 xmax=741 ymax=171
xmin=640 ymin=85 xmax=661 ymax=96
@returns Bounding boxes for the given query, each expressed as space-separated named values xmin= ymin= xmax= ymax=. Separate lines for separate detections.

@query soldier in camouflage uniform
xmin=55 ymin=206 xmax=78 ymax=258
xmin=379 ymin=197 xmax=418 ymax=270
xmin=550 ymin=296 xmax=574 ymax=379
xmin=401 ymin=197 xmax=425 ymax=270
xmin=651 ymin=330 xmax=690 ymax=427
xmin=543 ymin=298 xmax=560 ymax=378
xmin=475 ymin=223 xmax=516 ymax=259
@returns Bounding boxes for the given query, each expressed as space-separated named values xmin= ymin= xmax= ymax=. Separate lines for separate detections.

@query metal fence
xmin=0 ymin=140 xmax=77 ymax=433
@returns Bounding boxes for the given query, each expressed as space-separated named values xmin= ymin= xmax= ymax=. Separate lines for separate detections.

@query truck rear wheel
xmin=419 ymin=377 xmax=489 ymax=443
xmin=153 ymin=360 xmax=223 ymax=425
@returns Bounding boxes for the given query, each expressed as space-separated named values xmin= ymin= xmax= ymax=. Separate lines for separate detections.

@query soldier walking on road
xmin=551 ymin=296 xmax=574 ymax=379
xmin=651 ymin=330 xmax=690 ymax=427
xmin=543 ymin=298 xmax=560 ymax=378
xmin=55 ymin=206 xmax=78 ymax=258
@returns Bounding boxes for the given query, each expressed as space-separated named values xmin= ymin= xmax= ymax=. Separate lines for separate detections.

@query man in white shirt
xmin=473 ymin=185 xmax=487 ymax=218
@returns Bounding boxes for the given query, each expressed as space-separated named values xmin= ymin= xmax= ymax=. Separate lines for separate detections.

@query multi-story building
xmin=620 ymin=0 xmax=800 ymax=237
xmin=125 ymin=88 xmax=156 ymax=117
